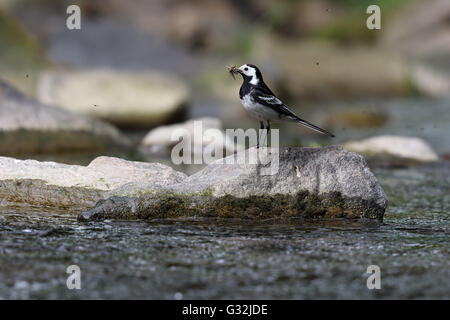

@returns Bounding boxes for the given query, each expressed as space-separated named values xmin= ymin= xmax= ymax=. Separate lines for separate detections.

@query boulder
xmin=79 ymin=146 xmax=387 ymax=221
xmin=140 ymin=117 xmax=245 ymax=158
xmin=0 ymin=79 xmax=129 ymax=155
xmin=344 ymin=135 xmax=439 ymax=162
xmin=0 ymin=156 xmax=187 ymax=211
xmin=38 ymin=69 xmax=189 ymax=128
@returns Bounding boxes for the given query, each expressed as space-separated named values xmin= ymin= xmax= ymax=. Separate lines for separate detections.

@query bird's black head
xmin=233 ymin=64 xmax=263 ymax=85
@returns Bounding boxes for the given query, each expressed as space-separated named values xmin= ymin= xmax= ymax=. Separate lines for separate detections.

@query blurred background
xmin=1 ymin=0 xmax=449 ymax=171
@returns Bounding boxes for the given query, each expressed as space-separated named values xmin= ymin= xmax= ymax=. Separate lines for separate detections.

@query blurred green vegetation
xmin=338 ymin=0 xmax=412 ymax=11
xmin=315 ymin=0 xmax=413 ymax=43
xmin=0 ymin=8 xmax=49 ymax=95
xmin=259 ymin=0 xmax=415 ymax=43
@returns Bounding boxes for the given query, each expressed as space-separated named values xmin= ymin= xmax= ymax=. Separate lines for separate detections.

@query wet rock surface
xmin=0 ymin=79 xmax=129 ymax=155
xmin=80 ymin=146 xmax=387 ymax=221
xmin=0 ymin=146 xmax=386 ymax=220
xmin=0 ymin=156 xmax=187 ymax=211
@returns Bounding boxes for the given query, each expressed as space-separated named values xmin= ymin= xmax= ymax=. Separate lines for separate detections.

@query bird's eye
xmin=244 ymin=67 xmax=248 ymax=71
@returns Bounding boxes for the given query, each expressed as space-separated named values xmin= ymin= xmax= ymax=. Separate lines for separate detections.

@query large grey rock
xmin=38 ymin=69 xmax=189 ymax=128
xmin=344 ymin=135 xmax=439 ymax=162
xmin=80 ymin=146 xmax=387 ymax=221
xmin=0 ymin=156 xmax=187 ymax=211
xmin=0 ymin=79 xmax=129 ymax=155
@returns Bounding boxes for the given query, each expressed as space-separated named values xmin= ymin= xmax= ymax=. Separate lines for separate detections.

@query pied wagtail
xmin=228 ymin=64 xmax=335 ymax=146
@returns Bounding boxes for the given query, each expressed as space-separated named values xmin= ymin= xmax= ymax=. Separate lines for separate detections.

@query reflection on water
xmin=0 ymin=162 xmax=448 ymax=299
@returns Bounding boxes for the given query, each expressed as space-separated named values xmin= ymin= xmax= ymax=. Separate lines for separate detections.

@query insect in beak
xmin=226 ymin=65 xmax=241 ymax=80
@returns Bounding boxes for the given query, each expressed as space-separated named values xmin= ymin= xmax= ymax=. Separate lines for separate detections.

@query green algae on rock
xmin=79 ymin=146 xmax=387 ymax=221
xmin=0 ymin=147 xmax=387 ymax=220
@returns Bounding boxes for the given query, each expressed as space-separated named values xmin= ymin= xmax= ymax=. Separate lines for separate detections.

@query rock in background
xmin=344 ymin=135 xmax=439 ymax=163
xmin=140 ymin=117 xmax=245 ymax=159
xmin=38 ymin=69 xmax=189 ymax=128
xmin=0 ymin=79 xmax=130 ymax=155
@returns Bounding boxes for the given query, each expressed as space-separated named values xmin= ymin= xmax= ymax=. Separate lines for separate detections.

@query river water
xmin=0 ymin=161 xmax=448 ymax=299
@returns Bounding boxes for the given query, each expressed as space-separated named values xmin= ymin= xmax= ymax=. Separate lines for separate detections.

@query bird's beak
xmin=227 ymin=65 xmax=243 ymax=80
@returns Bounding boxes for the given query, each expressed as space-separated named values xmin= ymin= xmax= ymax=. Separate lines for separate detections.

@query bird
xmin=228 ymin=64 xmax=334 ymax=146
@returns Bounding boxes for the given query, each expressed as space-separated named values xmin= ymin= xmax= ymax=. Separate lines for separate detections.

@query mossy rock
xmin=79 ymin=146 xmax=387 ymax=222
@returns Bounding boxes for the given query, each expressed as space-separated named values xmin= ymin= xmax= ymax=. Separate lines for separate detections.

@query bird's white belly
xmin=240 ymin=94 xmax=279 ymax=121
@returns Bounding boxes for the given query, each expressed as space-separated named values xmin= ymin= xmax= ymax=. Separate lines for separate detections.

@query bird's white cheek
xmin=249 ymin=77 xmax=259 ymax=85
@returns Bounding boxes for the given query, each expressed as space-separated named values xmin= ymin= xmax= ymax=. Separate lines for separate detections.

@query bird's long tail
xmin=293 ymin=116 xmax=335 ymax=137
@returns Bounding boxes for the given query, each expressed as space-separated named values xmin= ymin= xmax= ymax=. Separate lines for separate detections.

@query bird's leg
xmin=258 ymin=121 xmax=264 ymax=148
xmin=266 ymin=120 xmax=271 ymax=147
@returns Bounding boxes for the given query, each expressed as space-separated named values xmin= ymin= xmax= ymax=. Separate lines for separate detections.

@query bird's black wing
xmin=251 ymin=87 xmax=299 ymax=119
xmin=252 ymin=87 xmax=335 ymax=137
